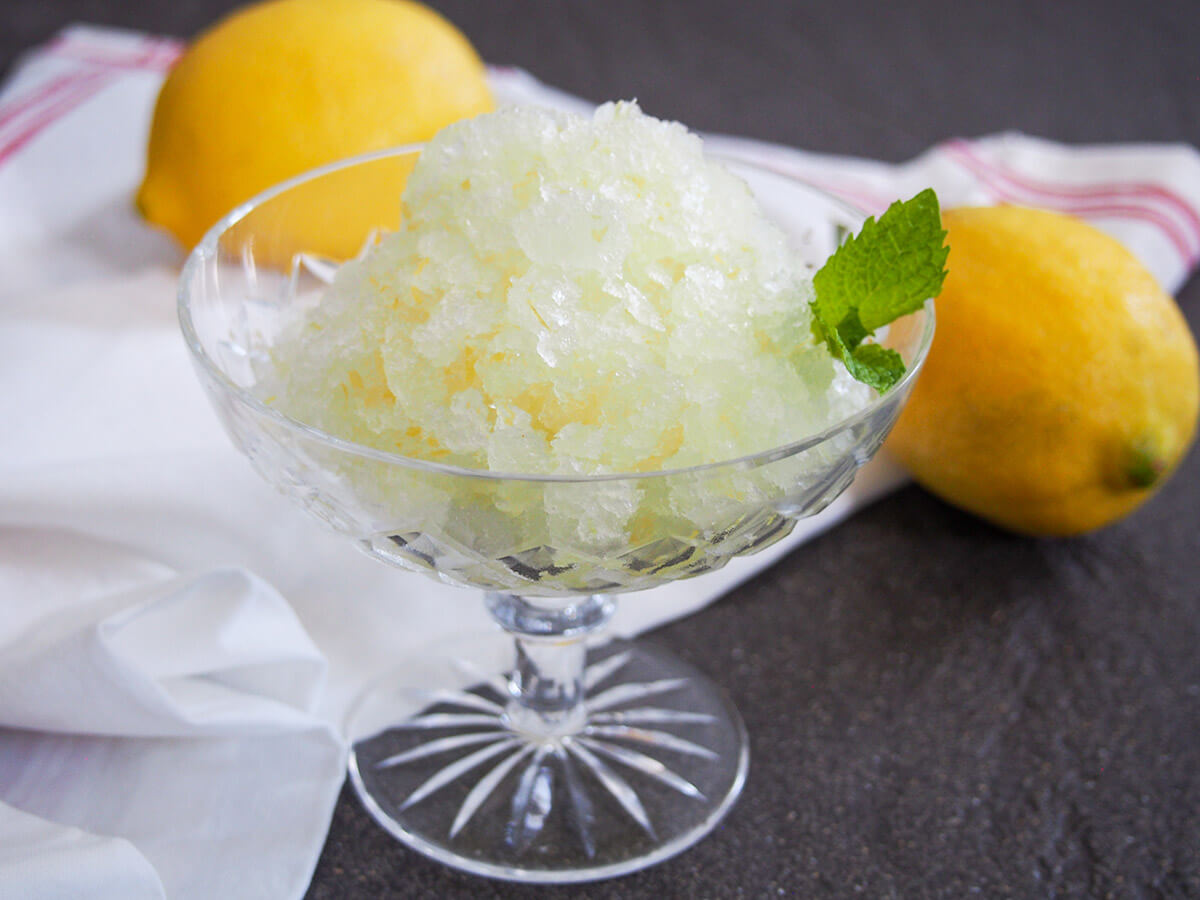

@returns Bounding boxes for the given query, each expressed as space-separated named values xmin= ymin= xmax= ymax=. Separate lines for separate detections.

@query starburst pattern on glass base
xmin=375 ymin=650 xmax=716 ymax=850
xmin=347 ymin=640 xmax=749 ymax=881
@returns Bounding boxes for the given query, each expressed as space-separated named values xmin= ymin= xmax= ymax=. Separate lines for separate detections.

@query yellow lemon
xmin=887 ymin=205 xmax=1199 ymax=536
xmin=136 ymin=0 xmax=492 ymax=259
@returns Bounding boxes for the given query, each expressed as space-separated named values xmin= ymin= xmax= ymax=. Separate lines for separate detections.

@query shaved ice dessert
xmin=260 ymin=102 xmax=884 ymax=588
xmin=269 ymin=102 xmax=870 ymax=475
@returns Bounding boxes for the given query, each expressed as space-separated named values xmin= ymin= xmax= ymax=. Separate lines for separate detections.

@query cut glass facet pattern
xmin=348 ymin=640 xmax=748 ymax=879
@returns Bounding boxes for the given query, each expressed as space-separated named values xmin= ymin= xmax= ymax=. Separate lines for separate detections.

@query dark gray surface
xmin=6 ymin=1 xmax=1199 ymax=897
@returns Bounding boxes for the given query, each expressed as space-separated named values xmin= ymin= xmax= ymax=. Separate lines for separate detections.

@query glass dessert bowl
xmin=178 ymin=144 xmax=934 ymax=883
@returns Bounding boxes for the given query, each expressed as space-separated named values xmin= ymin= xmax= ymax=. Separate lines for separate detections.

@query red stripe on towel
xmin=0 ymin=71 xmax=90 ymax=131
xmin=0 ymin=70 xmax=117 ymax=165
xmin=941 ymin=139 xmax=1199 ymax=265
xmin=944 ymin=138 xmax=1200 ymax=241
xmin=43 ymin=33 xmax=182 ymax=73
xmin=0 ymin=33 xmax=180 ymax=167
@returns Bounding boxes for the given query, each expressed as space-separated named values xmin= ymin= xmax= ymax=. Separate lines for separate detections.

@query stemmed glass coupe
xmin=178 ymin=145 xmax=934 ymax=883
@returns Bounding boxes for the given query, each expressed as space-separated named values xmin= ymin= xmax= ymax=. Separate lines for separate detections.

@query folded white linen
xmin=0 ymin=803 xmax=164 ymax=900
xmin=0 ymin=526 xmax=345 ymax=899
xmin=0 ymin=21 xmax=1197 ymax=900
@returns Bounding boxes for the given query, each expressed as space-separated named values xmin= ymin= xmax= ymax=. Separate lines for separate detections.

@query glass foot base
xmin=346 ymin=636 xmax=749 ymax=883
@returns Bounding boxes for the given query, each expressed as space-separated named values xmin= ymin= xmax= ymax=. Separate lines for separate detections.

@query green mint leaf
xmin=810 ymin=188 xmax=948 ymax=391
xmin=817 ymin=307 xmax=907 ymax=392
xmin=844 ymin=343 xmax=907 ymax=392
xmin=834 ymin=307 xmax=869 ymax=353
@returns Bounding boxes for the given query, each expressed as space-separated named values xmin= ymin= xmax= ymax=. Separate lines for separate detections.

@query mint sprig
xmin=810 ymin=188 xmax=948 ymax=391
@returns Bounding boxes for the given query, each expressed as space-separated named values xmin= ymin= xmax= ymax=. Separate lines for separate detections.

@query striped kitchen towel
xmin=1 ymin=24 xmax=1198 ymax=300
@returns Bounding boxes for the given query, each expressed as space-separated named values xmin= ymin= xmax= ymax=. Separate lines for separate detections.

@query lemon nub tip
xmin=1125 ymin=444 xmax=1167 ymax=490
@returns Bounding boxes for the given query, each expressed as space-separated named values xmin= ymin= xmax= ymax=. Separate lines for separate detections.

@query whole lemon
xmin=887 ymin=205 xmax=1199 ymax=536
xmin=136 ymin=0 xmax=492 ymax=257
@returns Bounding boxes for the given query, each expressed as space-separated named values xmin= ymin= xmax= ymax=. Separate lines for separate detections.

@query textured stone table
xmin=5 ymin=2 xmax=1197 ymax=896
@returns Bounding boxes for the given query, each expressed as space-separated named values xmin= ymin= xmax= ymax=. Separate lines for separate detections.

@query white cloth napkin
xmin=1 ymin=22 xmax=1198 ymax=900
xmin=0 ymin=531 xmax=344 ymax=899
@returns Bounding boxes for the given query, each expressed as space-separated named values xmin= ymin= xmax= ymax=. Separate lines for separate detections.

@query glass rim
xmin=178 ymin=143 xmax=936 ymax=485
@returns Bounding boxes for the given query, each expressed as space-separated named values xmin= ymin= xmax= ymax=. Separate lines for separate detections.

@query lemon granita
xmin=270 ymin=102 xmax=872 ymax=483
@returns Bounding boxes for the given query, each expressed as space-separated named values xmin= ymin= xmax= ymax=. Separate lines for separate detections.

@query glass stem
xmin=484 ymin=592 xmax=615 ymax=738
